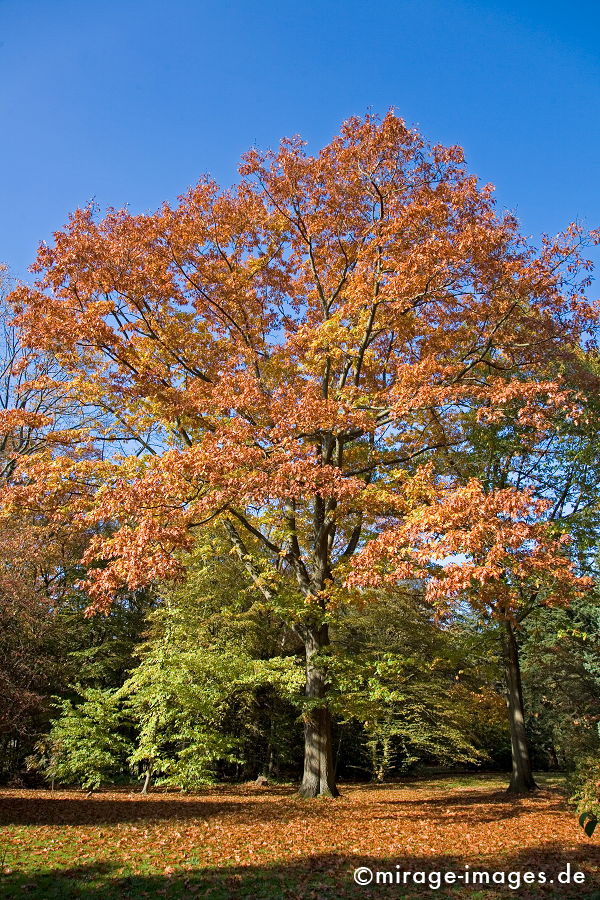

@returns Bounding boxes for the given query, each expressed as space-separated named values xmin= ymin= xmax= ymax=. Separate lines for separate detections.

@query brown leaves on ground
xmin=0 ymin=777 xmax=599 ymax=899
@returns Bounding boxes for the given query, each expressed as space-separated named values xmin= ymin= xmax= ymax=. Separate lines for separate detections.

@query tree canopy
xmin=4 ymin=112 xmax=599 ymax=796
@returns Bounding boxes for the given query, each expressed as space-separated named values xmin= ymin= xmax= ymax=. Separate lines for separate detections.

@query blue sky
xmin=1 ymin=0 xmax=599 ymax=281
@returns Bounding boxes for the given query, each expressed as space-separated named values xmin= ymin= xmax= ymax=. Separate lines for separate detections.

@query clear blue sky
xmin=1 ymin=0 xmax=599 ymax=281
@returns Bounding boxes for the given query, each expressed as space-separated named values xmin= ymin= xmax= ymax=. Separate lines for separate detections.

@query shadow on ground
xmin=0 ymin=792 xmax=295 ymax=827
xmin=1 ymin=847 xmax=600 ymax=900
xmin=0 ymin=784 xmax=565 ymax=828
xmin=382 ymin=789 xmax=568 ymax=824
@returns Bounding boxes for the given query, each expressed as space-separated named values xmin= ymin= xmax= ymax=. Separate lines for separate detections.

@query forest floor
xmin=0 ymin=773 xmax=599 ymax=900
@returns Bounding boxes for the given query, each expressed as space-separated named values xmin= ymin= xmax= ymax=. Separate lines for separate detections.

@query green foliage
xmin=54 ymin=587 xmax=158 ymax=688
xmin=120 ymin=534 xmax=305 ymax=789
xmin=329 ymin=591 xmax=501 ymax=780
xmin=16 ymin=521 xmax=600 ymax=792
xmin=37 ymin=536 xmax=513 ymax=789
xmin=29 ymin=687 xmax=132 ymax=790
xmin=521 ymin=599 xmax=600 ymax=770
xmin=0 ymin=582 xmax=156 ymax=782
xmin=569 ymin=752 xmax=600 ymax=823
xmin=122 ymin=625 xmax=252 ymax=788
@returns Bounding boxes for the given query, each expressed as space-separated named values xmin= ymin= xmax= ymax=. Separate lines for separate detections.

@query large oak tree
xmin=7 ymin=114 xmax=596 ymax=796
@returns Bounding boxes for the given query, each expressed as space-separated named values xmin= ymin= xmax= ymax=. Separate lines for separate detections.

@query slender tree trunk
xmin=267 ymin=710 xmax=275 ymax=778
xmin=298 ymin=625 xmax=339 ymax=798
xmin=503 ymin=620 xmax=537 ymax=793
xmin=140 ymin=763 xmax=153 ymax=794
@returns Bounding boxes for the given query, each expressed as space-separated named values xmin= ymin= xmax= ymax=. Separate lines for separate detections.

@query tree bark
xmin=298 ymin=625 xmax=339 ymax=798
xmin=140 ymin=763 xmax=153 ymax=794
xmin=503 ymin=620 xmax=537 ymax=793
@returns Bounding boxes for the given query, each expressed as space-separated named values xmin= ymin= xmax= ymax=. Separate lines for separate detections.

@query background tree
xmin=329 ymin=589 xmax=501 ymax=781
xmin=432 ymin=342 xmax=600 ymax=791
xmin=521 ymin=598 xmax=600 ymax=772
xmin=121 ymin=532 xmax=304 ymax=791
xmin=352 ymin=478 xmax=592 ymax=791
xmin=0 ymin=265 xmax=87 ymax=778
xmin=31 ymin=686 xmax=132 ymax=791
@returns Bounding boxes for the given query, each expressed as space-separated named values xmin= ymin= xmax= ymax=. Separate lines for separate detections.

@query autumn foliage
xmin=4 ymin=112 xmax=599 ymax=795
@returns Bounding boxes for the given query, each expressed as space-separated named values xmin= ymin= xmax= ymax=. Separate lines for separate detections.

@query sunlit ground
xmin=1 ymin=774 xmax=598 ymax=899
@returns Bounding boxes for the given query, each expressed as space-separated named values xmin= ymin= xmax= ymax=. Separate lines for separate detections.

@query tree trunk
xmin=298 ymin=625 xmax=339 ymax=798
xmin=503 ymin=620 xmax=537 ymax=793
xmin=267 ymin=710 xmax=275 ymax=778
xmin=140 ymin=763 xmax=153 ymax=794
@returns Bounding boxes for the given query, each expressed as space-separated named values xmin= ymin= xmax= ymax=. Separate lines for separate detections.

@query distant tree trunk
xmin=266 ymin=710 xmax=275 ymax=778
xmin=299 ymin=625 xmax=339 ymax=798
xmin=370 ymin=735 xmax=392 ymax=783
xmin=140 ymin=763 xmax=153 ymax=794
xmin=548 ymin=744 xmax=560 ymax=770
xmin=504 ymin=620 xmax=537 ymax=793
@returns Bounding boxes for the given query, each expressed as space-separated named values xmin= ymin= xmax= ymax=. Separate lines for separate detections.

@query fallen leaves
xmin=0 ymin=776 xmax=599 ymax=898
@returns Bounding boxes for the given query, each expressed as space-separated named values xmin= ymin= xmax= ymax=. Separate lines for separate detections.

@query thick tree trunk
xmin=298 ymin=626 xmax=339 ymax=798
xmin=503 ymin=620 xmax=537 ymax=793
